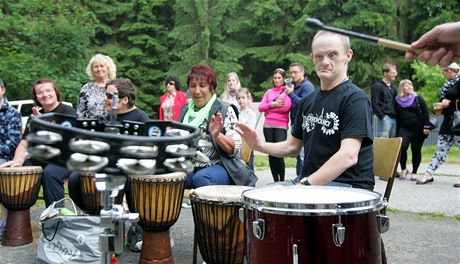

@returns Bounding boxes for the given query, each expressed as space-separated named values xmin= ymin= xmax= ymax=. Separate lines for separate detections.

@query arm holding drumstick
xmin=305 ymin=18 xmax=460 ymax=66
xmin=405 ymin=21 xmax=460 ymax=67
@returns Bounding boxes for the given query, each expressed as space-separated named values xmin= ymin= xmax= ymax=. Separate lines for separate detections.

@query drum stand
xmin=95 ymin=173 xmax=139 ymax=264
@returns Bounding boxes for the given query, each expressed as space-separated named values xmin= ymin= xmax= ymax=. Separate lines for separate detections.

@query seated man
xmin=237 ymin=31 xmax=374 ymax=190
xmin=0 ymin=79 xmax=22 ymax=239
xmin=0 ymin=79 xmax=77 ymax=208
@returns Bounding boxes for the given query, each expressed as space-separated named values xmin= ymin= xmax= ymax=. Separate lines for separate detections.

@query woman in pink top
xmin=259 ymin=68 xmax=292 ymax=182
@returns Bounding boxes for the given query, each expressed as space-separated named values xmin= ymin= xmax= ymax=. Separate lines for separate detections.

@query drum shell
xmin=190 ymin=195 xmax=245 ymax=264
xmin=242 ymin=186 xmax=383 ymax=264
xmin=0 ymin=167 xmax=42 ymax=210
xmin=244 ymin=208 xmax=381 ymax=264
xmin=79 ymin=172 xmax=124 ymax=215
xmin=127 ymin=173 xmax=185 ymax=232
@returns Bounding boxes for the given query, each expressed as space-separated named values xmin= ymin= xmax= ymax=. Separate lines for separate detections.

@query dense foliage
xmin=0 ymin=0 xmax=458 ymax=117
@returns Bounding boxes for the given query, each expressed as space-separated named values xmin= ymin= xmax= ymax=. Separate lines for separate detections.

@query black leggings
xmin=263 ymin=127 xmax=287 ymax=182
xmin=398 ymin=130 xmax=425 ymax=174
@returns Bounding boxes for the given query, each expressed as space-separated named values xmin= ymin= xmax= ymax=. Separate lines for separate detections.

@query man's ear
xmin=345 ymin=49 xmax=353 ymax=62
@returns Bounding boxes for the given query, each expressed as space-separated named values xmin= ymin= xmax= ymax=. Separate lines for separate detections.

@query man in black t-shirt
xmin=237 ymin=31 xmax=374 ymax=190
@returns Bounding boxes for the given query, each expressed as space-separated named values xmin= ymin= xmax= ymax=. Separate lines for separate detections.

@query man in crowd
xmin=371 ymin=63 xmax=398 ymax=138
xmin=284 ymin=63 xmax=315 ymax=179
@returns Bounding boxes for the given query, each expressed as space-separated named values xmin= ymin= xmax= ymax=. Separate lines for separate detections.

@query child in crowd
xmin=236 ymin=88 xmax=257 ymax=170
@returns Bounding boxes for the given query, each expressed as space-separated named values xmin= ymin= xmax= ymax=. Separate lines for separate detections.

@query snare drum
xmin=126 ymin=172 xmax=186 ymax=264
xmin=242 ymin=185 xmax=385 ymax=264
xmin=190 ymin=185 xmax=253 ymax=264
xmin=0 ymin=166 xmax=42 ymax=246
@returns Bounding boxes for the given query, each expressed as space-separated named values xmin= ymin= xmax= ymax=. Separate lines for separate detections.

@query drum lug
xmin=376 ymin=214 xmax=390 ymax=234
xmin=332 ymin=210 xmax=345 ymax=247
xmin=292 ymin=244 xmax=298 ymax=264
xmin=332 ymin=223 xmax=345 ymax=247
xmin=252 ymin=218 xmax=265 ymax=240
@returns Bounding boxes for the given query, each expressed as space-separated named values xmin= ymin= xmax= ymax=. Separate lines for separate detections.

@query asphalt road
xmin=0 ymin=166 xmax=459 ymax=264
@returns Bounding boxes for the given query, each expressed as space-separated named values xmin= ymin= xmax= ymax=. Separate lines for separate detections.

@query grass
xmin=254 ymin=145 xmax=460 ymax=169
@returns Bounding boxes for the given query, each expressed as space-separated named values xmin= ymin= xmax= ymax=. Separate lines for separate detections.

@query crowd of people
xmin=0 ymin=20 xmax=459 ymax=244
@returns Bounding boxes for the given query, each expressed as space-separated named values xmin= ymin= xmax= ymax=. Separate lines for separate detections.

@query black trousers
xmin=263 ymin=127 xmax=287 ymax=182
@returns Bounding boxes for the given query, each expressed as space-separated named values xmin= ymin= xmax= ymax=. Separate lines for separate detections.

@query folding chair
xmin=373 ymin=137 xmax=402 ymax=264
xmin=241 ymin=139 xmax=252 ymax=165
xmin=373 ymin=137 xmax=402 ymax=210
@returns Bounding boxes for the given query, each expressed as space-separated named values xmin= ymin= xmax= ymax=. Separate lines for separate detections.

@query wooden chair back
xmin=373 ymin=137 xmax=402 ymax=204
xmin=241 ymin=140 xmax=252 ymax=164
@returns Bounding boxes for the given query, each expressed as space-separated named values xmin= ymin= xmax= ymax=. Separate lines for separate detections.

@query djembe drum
xmin=79 ymin=172 xmax=124 ymax=215
xmin=0 ymin=166 xmax=42 ymax=246
xmin=190 ymin=185 xmax=253 ymax=264
xmin=127 ymin=172 xmax=186 ymax=264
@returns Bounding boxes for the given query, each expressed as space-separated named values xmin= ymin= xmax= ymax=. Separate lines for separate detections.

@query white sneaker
xmin=135 ymin=240 xmax=142 ymax=251
xmin=181 ymin=202 xmax=191 ymax=209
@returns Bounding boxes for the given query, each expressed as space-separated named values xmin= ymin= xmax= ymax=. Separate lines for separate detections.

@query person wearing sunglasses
xmin=104 ymin=78 xmax=149 ymax=123
xmin=159 ymin=76 xmax=187 ymax=121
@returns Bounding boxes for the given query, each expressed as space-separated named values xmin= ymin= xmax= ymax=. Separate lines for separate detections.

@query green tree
xmin=0 ymin=0 xmax=94 ymax=104
xmin=168 ymin=0 xmax=247 ymax=95
xmin=81 ymin=0 xmax=173 ymax=117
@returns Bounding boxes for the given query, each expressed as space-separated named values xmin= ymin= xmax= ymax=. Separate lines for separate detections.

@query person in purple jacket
xmin=259 ymin=68 xmax=292 ymax=182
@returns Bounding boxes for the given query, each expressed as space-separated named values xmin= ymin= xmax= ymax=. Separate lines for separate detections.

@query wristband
xmin=301 ymin=177 xmax=311 ymax=185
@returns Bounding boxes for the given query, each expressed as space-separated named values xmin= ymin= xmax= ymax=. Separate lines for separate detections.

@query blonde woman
xmin=220 ymin=72 xmax=241 ymax=108
xmin=77 ymin=54 xmax=117 ymax=119
xmin=395 ymin=79 xmax=430 ymax=180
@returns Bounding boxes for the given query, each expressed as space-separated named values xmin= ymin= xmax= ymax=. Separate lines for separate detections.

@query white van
xmin=9 ymin=99 xmax=73 ymax=128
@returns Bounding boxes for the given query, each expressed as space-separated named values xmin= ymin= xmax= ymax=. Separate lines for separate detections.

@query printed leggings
xmin=426 ymin=134 xmax=460 ymax=175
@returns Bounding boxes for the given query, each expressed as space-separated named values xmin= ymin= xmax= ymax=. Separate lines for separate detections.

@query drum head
xmin=242 ymin=185 xmax=383 ymax=216
xmin=0 ymin=166 xmax=43 ymax=174
xmin=192 ymin=185 xmax=253 ymax=203
xmin=129 ymin=171 xmax=186 ymax=181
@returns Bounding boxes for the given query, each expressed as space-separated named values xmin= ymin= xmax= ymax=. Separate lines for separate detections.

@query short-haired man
xmin=0 ymin=79 xmax=22 ymax=239
xmin=237 ymin=31 xmax=374 ymax=190
xmin=284 ymin=63 xmax=315 ymax=178
xmin=0 ymin=80 xmax=22 ymax=164
xmin=371 ymin=63 xmax=398 ymax=138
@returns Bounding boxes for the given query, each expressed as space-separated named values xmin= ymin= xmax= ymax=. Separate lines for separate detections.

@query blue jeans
xmin=42 ymin=164 xmax=73 ymax=207
xmin=296 ymin=146 xmax=304 ymax=178
xmin=376 ymin=115 xmax=396 ymax=138
xmin=185 ymin=164 xmax=233 ymax=189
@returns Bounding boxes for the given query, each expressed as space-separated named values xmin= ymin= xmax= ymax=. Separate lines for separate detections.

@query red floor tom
xmin=242 ymin=185 xmax=385 ymax=264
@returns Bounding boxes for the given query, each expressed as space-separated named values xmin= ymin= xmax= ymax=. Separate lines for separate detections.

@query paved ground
xmin=0 ymin=163 xmax=459 ymax=264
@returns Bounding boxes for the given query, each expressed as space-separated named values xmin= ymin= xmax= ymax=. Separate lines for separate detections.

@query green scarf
xmin=183 ymin=94 xmax=217 ymax=127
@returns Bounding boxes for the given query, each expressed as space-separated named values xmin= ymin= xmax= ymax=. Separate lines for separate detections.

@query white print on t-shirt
xmin=302 ymin=108 xmax=339 ymax=135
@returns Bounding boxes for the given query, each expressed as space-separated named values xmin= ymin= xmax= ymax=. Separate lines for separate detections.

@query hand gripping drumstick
xmin=306 ymin=18 xmax=460 ymax=64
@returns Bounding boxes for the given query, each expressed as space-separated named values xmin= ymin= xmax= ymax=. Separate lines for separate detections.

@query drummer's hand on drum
xmin=235 ymin=122 xmax=262 ymax=151
xmin=0 ymin=159 xmax=24 ymax=168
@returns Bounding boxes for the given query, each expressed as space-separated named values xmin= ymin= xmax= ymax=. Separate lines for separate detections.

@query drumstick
xmin=305 ymin=18 xmax=460 ymax=64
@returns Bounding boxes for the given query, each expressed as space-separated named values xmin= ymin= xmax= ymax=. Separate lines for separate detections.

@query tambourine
xmin=26 ymin=113 xmax=210 ymax=175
